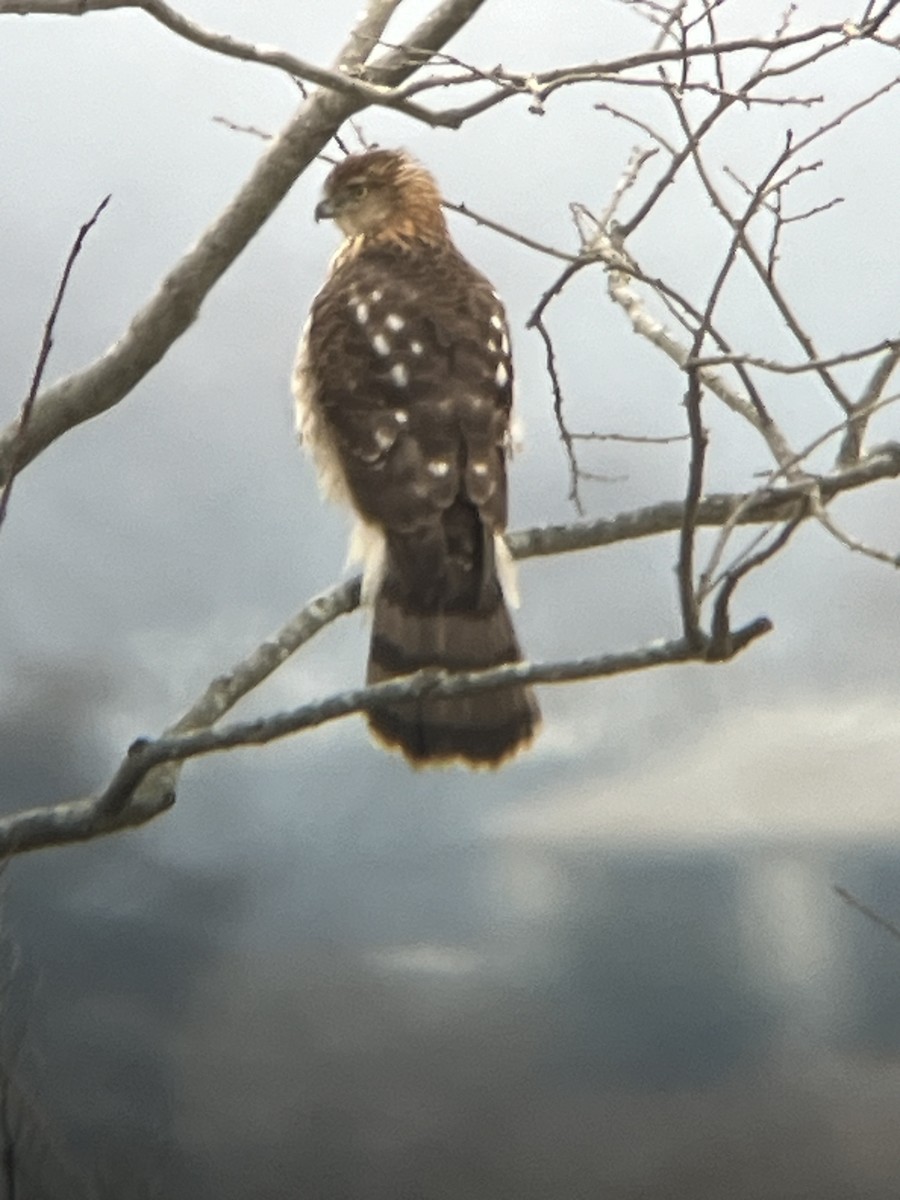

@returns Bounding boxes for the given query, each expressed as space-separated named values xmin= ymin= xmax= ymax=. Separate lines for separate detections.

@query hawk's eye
xmin=345 ymin=182 xmax=368 ymax=201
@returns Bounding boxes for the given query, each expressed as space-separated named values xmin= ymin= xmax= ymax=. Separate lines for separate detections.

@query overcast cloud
xmin=3 ymin=0 xmax=900 ymax=1195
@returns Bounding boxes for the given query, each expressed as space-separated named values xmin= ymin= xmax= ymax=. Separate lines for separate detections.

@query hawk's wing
xmin=294 ymin=236 xmax=538 ymax=766
xmin=297 ymin=240 xmax=513 ymax=541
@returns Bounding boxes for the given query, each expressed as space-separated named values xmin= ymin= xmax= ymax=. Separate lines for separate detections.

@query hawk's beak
xmin=314 ymin=197 xmax=336 ymax=222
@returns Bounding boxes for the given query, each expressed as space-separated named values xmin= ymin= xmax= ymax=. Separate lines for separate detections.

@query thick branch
xmin=333 ymin=0 xmax=404 ymax=70
xmin=508 ymin=445 xmax=900 ymax=559
xmin=0 ymin=0 xmax=489 ymax=487
xmin=0 ymin=620 xmax=771 ymax=856
xmin=0 ymin=103 xmax=347 ymax=483
xmin=2 ymin=447 xmax=898 ymax=855
xmin=0 ymin=0 xmax=440 ymax=122
xmin=107 ymin=442 xmax=900 ymax=816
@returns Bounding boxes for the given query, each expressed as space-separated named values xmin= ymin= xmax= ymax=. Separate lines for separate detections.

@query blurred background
xmin=3 ymin=1 xmax=900 ymax=1195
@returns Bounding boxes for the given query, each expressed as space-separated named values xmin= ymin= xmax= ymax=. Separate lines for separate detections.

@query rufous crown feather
xmin=314 ymin=149 xmax=448 ymax=247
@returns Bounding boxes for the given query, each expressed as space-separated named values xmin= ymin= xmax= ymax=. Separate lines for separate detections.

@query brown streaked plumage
xmin=293 ymin=149 xmax=539 ymax=767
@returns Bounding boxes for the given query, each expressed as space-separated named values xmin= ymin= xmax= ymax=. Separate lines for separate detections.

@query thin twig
xmin=669 ymin=81 xmax=855 ymax=416
xmin=678 ymin=129 xmax=801 ymax=615
xmin=835 ymin=885 xmax=900 ymax=943
xmin=0 ymin=194 xmax=110 ymax=535
xmin=444 ymin=199 xmax=576 ymax=263
xmin=211 ymin=115 xmax=272 ymax=141
xmin=690 ymin=338 xmax=900 ymax=374
xmin=530 ymin=308 xmax=585 ymax=513
xmin=838 ymin=344 xmax=900 ymax=465
xmin=571 ymin=430 xmax=689 ymax=445
xmin=708 ymin=516 xmax=801 ymax=657
xmin=677 ymin=367 xmax=706 ymax=649
xmin=527 ymin=257 xmax=597 ymax=512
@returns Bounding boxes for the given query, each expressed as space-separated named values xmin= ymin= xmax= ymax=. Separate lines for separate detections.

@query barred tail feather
xmin=366 ymin=590 xmax=540 ymax=767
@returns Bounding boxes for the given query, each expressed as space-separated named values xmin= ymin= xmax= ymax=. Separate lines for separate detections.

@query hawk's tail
xmin=366 ymin=525 xmax=539 ymax=768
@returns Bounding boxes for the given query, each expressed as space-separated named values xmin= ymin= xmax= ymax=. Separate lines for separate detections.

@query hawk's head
xmin=315 ymin=149 xmax=447 ymax=245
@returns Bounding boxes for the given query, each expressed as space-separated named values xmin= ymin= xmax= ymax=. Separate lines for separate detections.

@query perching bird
xmin=293 ymin=148 xmax=539 ymax=767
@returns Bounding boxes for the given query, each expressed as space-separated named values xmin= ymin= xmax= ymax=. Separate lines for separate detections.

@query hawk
xmin=293 ymin=149 xmax=539 ymax=767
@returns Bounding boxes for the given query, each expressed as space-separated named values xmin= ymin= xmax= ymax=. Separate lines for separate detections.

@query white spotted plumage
xmin=295 ymin=147 xmax=539 ymax=766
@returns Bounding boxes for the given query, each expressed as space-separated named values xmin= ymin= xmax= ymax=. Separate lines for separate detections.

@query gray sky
xmin=3 ymin=1 xmax=900 ymax=1195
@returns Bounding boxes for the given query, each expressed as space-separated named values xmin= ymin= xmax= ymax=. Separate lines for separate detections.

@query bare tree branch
xmin=690 ymin=339 xmax=900 ymax=375
xmin=835 ymin=885 xmax=900 ymax=943
xmin=678 ymin=368 xmax=707 ymax=649
xmin=667 ymin=82 xmax=856 ymax=416
xmin=581 ymin=234 xmax=796 ymax=470
xmin=0 ymin=617 xmax=772 ymax=858
xmin=0 ymin=0 xmax=490 ymax=488
xmin=127 ymin=435 xmax=900 ymax=813
xmin=0 ymin=0 xmax=441 ymax=122
xmin=2 ymin=433 xmax=899 ymax=858
xmin=0 ymin=194 xmax=110 ymax=534
xmin=527 ymin=265 xmax=588 ymax=512
xmin=708 ymin=516 xmax=802 ymax=658
xmin=4 ymin=0 xmax=900 ymax=868
xmin=444 ymin=199 xmax=577 ymax=263
xmin=839 ymin=344 xmax=900 ymax=465
xmin=808 ymin=484 xmax=900 ymax=568
xmin=336 ymin=0 xmax=404 ymax=70
xmin=507 ymin=445 xmax=900 ymax=560
xmin=677 ymin=131 xmax=797 ymax=635
xmin=571 ymin=431 xmax=688 ymax=445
